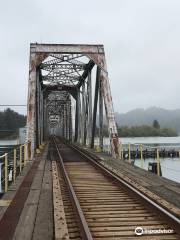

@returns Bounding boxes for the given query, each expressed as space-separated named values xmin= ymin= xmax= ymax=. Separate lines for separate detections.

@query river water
xmin=128 ymin=137 xmax=180 ymax=183
xmin=0 ymin=139 xmax=19 ymax=146
xmin=97 ymin=136 xmax=180 ymax=183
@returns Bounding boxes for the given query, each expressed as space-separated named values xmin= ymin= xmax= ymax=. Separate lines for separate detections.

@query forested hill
xmin=115 ymin=107 xmax=180 ymax=133
xmin=0 ymin=108 xmax=26 ymax=138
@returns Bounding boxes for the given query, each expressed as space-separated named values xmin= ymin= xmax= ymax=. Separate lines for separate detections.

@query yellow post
xmin=20 ymin=145 xmax=22 ymax=172
xmin=13 ymin=148 xmax=17 ymax=181
xmin=24 ymin=144 xmax=27 ymax=166
xmin=121 ymin=147 xmax=124 ymax=160
xmin=140 ymin=144 xmax=144 ymax=169
xmin=4 ymin=153 xmax=8 ymax=192
xmin=128 ymin=144 xmax=131 ymax=163
xmin=156 ymin=149 xmax=160 ymax=176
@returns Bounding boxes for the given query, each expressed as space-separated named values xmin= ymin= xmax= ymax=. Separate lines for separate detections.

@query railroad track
xmin=51 ymin=137 xmax=180 ymax=240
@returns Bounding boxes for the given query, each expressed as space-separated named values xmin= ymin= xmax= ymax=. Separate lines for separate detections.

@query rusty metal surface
xmin=30 ymin=43 xmax=104 ymax=54
xmin=0 ymin=158 xmax=41 ymax=240
xmin=27 ymin=43 xmax=121 ymax=160
xmin=87 ymin=53 xmax=121 ymax=158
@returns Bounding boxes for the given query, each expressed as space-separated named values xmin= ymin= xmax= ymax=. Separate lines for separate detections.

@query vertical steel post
xmin=84 ymin=87 xmax=88 ymax=145
xmin=81 ymin=83 xmax=86 ymax=145
xmin=40 ymin=84 xmax=44 ymax=144
xmin=69 ymin=101 xmax=72 ymax=141
xmin=36 ymin=68 xmax=40 ymax=149
xmin=74 ymin=91 xmax=79 ymax=142
xmin=87 ymin=71 xmax=92 ymax=146
xmin=27 ymin=52 xmax=36 ymax=160
xmin=91 ymin=66 xmax=100 ymax=148
xmin=87 ymin=51 xmax=121 ymax=158
xmin=78 ymin=90 xmax=82 ymax=143
xmin=43 ymin=97 xmax=46 ymax=140
xmin=27 ymin=47 xmax=48 ymax=160
xmin=99 ymin=60 xmax=121 ymax=158
xmin=67 ymin=99 xmax=72 ymax=141
xmin=63 ymin=104 xmax=65 ymax=138
xmin=63 ymin=104 xmax=66 ymax=138
xmin=65 ymin=103 xmax=68 ymax=139
xmin=66 ymin=102 xmax=69 ymax=140
xmin=99 ymin=74 xmax=103 ymax=151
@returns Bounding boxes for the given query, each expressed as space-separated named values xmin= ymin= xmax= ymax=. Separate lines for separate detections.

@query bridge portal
xmin=27 ymin=43 xmax=121 ymax=159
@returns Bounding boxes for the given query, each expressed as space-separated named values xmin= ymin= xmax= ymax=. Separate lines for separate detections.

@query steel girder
xmin=46 ymin=91 xmax=72 ymax=138
xmin=27 ymin=43 xmax=121 ymax=160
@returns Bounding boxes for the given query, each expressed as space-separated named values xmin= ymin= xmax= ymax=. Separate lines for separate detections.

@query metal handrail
xmin=0 ymin=142 xmax=30 ymax=193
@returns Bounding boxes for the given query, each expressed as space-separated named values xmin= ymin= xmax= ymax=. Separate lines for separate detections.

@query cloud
xmin=0 ymin=0 xmax=180 ymax=114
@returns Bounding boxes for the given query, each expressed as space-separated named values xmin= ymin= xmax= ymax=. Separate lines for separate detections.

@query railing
xmin=0 ymin=142 xmax=30 ymax=193
xmin=94 ymin=141 xmax=180 ymax=177
xmin=124 ymin=143 xmax=180 ymax=176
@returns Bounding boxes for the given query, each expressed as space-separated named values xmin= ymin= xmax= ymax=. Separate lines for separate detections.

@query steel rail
xmin=65 ymin=141 xmax=180 ymax=236
xmin=52 ymin=137 xmax=93 ymax=240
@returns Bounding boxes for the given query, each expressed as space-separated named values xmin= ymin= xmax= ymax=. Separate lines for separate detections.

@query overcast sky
xmin=0 ymin=0 xmax=180 ymax=114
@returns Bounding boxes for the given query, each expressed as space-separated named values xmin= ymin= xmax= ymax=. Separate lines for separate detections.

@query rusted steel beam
xmin=99 ymin=73 xmax=103 ymax=151
xmin=27 ymin=51 xmax=48 ymax=159
xmin=87 ymin=70 xmax=92 ymax=146
xmin=81 ymin=82 xmax=86 ymax=145
xmin=27 ymin=43 xmax=121 ymax=159
xmin=87 ymin=53 xmax=121 ymax=158
xmin=43 ymin=85 xmax=75 ymax=91
xmin=74 ymin=92 xmax=79 ymax=142
xmin=77 ymin=60 xmax=95 ymax=88
xmin=30 ymin=43 xmax=104 ymax=54
xmin=77 ymin=90 xmax=81 ymax=144
xmin=91 ymin=66 xmax=100 ymax=148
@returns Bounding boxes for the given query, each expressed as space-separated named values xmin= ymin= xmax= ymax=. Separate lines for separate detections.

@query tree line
xmin=0 ymin=108 xmax=26 ymax=139
xmin=0 ymin=109 xmax=177 ymax=139
xmin=117 ymin=125 xmax=178 ymax=137
xmin=96 ymin=120 xmax=178 ymax=137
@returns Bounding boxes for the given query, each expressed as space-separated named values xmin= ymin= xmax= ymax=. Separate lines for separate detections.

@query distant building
xmin=19 ymin=126 xmax=27 ymax=144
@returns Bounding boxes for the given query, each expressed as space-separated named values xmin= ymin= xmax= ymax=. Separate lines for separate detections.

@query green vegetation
xmin=0 ymin=108 xmax=26 ymax=139
xmin=117 ymin=125 xmax=178 ymax=137
xmin=152 ymin=119 xmax=160 ymax=129
xmin=96 ymin=120 xmax=178 ymax=137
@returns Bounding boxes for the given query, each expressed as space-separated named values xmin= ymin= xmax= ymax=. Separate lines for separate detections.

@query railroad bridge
xmin=27 ymin=43 xmax=120 ymax=160
xmin=0 ymin=44 xmax=180 ymax=240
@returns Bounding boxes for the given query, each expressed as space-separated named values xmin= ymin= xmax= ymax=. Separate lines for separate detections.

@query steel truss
xmin=27 ymin=43 xmax=121 ymax=159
